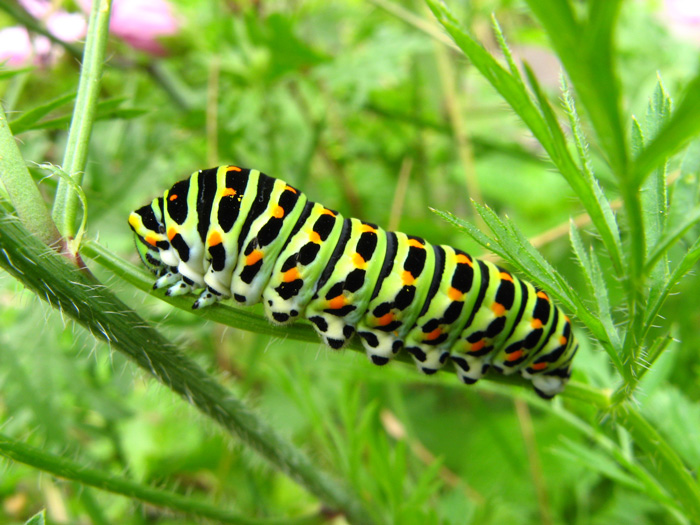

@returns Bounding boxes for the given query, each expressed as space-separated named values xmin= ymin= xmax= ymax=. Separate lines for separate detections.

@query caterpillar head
xmin=128 ymin=197 xmax=169 ymax=275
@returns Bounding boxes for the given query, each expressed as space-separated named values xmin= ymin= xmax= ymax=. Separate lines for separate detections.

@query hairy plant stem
xmin=0 ymin=103 xmax=62 ymax=247
xmin=0 ymin=433 xmax=325 ymax=525
xmin=0 ymin=212 xmax=376 ymax=525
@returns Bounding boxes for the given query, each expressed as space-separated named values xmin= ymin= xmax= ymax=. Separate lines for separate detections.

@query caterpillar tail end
xmin=530 ymin=375 xmax=566 ymax=400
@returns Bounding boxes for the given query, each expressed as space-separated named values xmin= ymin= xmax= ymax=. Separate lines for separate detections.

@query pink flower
xmin=46 ymin=12 xmax=88 ymax=43
xmin=18 ymin=0 xmax=51 ymax=19
xmin=664 ymin=0 xmax=700 ymax=44
xmin=0 ymin=26 xmax=52 ymax=67
xmin=666 ymin=0 xmax=700 ymax=23
xmin=78 ymin=0 xmax=179 ymax=55
xmin=0 ymin=26 xmax=34 ymax=67
xmin=0 ymin=0 xmax=87 ymax=68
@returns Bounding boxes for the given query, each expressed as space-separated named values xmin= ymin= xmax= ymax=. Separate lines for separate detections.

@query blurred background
xmin=1 ymin=0 xmax=700 ymax=523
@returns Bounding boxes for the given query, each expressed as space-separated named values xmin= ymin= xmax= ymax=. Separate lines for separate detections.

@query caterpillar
xmin=129 ymin=165 xmax=578 ymax=398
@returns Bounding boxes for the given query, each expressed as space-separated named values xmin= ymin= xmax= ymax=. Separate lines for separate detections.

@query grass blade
xmin=8 ymin=92 xmax=76 ymax=135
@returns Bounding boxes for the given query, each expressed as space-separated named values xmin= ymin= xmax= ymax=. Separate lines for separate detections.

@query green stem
xmin=0 ymin=102 xmax=62 ymax=247
xmin=52 ymin=0 xmax=112 ymax=238
xmin=0 ymin=433 xmax=327 ymax=525
xmin=0 ymin=213 xmax=376 ymax=525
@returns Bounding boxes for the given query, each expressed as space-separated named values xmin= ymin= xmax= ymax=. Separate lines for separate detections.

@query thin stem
xmin=206 ymin=55 xmax=220 ymax=167
xmin=0 ymin=433 xmax=324 ymax=525
xmin=52 ymin=0 xmax=112 ymax=239
xmin=387 ymin=157 xmax=412 ymax=231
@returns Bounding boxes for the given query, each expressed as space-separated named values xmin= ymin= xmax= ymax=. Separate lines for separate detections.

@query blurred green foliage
xmin=1 ymin=0 xmax=700 ymax=524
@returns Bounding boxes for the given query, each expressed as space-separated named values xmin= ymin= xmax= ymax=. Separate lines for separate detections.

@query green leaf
xmin=425 ymin=0 xmax=553 ymax=153
xmin=27 ymin=107 xmax=147 ymax=132
xmin=666 ymin=139 xmax=700 ymax=239
xmin=633 ymin=71 xmax=700 ymax=187
xmin=525 ymin=0 xmax=628 ymax=178
xmin=569 ymin=221 xmax=620 ymax=349
xmin=490 ymin=15 xmax=525 ymax=87
xmin=0 ymin=66 xmax=33 ymax=80
xmin=640 ymin=79 xmax=672 ymax=284
xmin=555 ymin=438 xmax=643 ymax=490
xmin=23 ymin=510 xmax=46 ymax=525
xmin=426 ymin=0 xmax=623 ymax=275
xmin=636 ymin=335 xmax=675 ymax=386
xmin=8 ymin=92 xmax=76 ymax=135
xmin=644 ymin=206 xmax=700 ymax=275
xmin=618 ymin=404 xmax=700 ymax=522
xmin=643 ymin=235 xmax=700 ymax=335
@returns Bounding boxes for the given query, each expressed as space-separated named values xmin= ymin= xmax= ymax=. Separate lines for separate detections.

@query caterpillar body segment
xmin=129 ymin=165 xmax=579 ymax=398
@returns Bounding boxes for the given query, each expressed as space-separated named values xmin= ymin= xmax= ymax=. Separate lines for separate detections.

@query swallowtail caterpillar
xmin=129 ymin=165 xmax=578 ymax=398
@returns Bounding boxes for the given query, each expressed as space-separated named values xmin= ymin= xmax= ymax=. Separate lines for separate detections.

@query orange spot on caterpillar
xmin=407 ymin=238 xmax=424 ymax=249
xmin=352 ymin=253 xmax=366 ymax=268
xmin=506 ymin=349 xmax=524 ymax=362
xmin=167 ymin=227 xmax=177 ymax=241
xmin=491 ymin=302 xmax=506 ymax=316
xmin=401 ymin=270 xmax=415 ymax=285
xmin=208 ymin=231 xmax=222 ymax=246
xmin=376 ymin=312 xmax=394 ymax=326
xmin=320 ymin=208 xmax=336 ymax=217
xmin=469 ymin=340 xmax=485 ymax=353
xmin=359 ymin=224 xmax=376 ymax=233
xmin=425 ymin=327 xmax=442 ymax=341
xmin=564 ymin=315 xmax=570 ymax=323
xmin=246 ymin=250 xmax=262 ymax=266
xmin=455 ymin=253 xmax=472 ymax=266
xmin=537 ymin=291 xmax=549 ymax=300
xmin=282 ymin=267 xmax=299 ymax=283
xmin=222 ymin=187 xmax=237 ymax=197
xmin=309 ymin=231 xmax=321 ymax=243
xmin=284 ymin=185 xmax=297 ymax=194
xmin=531 ymin=362 xmax=548 ymax=371
xmin=499 ymin=272 xmax=513 ymax=282
xmin=272 ymin=205 xmax=285 ymax=219
xmin=169 ymin=194 xmax=178 ymax=201
xmin=145 ymin=234 xmax=159 ymax=247
xmin=447 ymin=287 xmax=463 ymax=301
xmin=328 ymin=295 xmax=346 ymax=309
xmin=227 ymin=166 xmax=242 ymax=172
xmin=559 ymin=336 xmax=568 ymax=345
xmin=531 ymin=319 xmax=543 ymax=329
